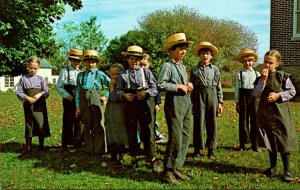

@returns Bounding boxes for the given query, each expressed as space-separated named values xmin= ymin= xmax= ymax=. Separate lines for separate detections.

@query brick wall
xmin=270 ymin=0 xmax=300 ymax=66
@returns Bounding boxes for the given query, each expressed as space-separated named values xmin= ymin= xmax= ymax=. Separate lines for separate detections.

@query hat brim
xmin=69 ymin=55 xmax=82 ymax=60
xmin=236 ymin=53 xmax=258 ymax=63
xmin=82 ymin=56 xmax=102 ymax=62
xmin=121 ymin=52 xmax=144 ymax=57
xmin=163 ymin=41 xmax=194 ymax=52
xmin=194 ymin=44 xmax=218 ymax=56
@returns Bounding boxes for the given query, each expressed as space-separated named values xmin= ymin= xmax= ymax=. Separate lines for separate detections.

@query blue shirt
xmin=115 ymin=66 xmax=157 ymax=100
xmin=75 ymin=68 xmax=110 ymax=108
xmin=234 ymin=68 xmax=260 ymax=103
xmin=56 ymin=65 xmax=81 ymax=98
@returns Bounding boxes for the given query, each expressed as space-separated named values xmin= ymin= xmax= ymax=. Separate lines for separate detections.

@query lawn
xmin=0 ymin=89 xmax=299 ymax=189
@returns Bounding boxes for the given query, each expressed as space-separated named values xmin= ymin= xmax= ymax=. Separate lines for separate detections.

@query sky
xmin=54 ymin=0 xmax=270 ymax=61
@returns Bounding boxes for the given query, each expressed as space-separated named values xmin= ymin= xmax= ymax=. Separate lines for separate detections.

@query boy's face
xmin=84 ymin=59 xmax=97 ymax=71
xmin=27 ymin=62 xmax=39 ymax=76
xmin=199 ymin=50 xmax=213 ymax=65
xmin=170 ymin=46 xmax=187 ymax=62
xmin=109 ymin=67 xmax=121 ymax=80
xmin=241 ymin=56 xmax=254 ymax=70
xmin=140 ymin=60 xmax=150 ymax=68
xmin=263 ymin=55 xmax=279 ymax=72
xmin=127 ymin=55 xmax=141 ymax=69
xmin=69 ymin=58 xmax=81 ymax=68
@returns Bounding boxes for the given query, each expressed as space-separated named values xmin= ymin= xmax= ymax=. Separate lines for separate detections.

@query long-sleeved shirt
xmin=190 ymin=63 xmax=223 ymax=103
xmin=115 ymin=66 xmax=158 ymax=100
xmin=56 ymin=65 xmax=81 ymax=98
xmin=253 ymin=77 xmax=296 ymax=102
xmin=234 ymin=68 xmax=260 ymax=103
xmin=75 ymin=68 xmax=110 ymax=108
xmin=16 ymin=74 xmax=49 ymax=102
xmin=157 ymin=59 xmax=189 ymax=92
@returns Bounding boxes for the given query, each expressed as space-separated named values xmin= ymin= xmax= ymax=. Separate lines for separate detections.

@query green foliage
xmin=0 ymin=0 xmax=82 ymax=76
xmin=104 ymin=6 xmax=258 ymax=87
xmin=1 ymin=90 xmax=300 ymax=189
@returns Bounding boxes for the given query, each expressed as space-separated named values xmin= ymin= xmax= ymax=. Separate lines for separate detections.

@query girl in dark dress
xmin=16 ymin=56 xmax=50 ymax=152
xmin=253 ymin=50 xmax=298 ymax=182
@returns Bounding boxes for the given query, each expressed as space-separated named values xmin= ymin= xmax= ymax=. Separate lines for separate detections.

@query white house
xmin=0 ymin=58 xmax=59 ymax=92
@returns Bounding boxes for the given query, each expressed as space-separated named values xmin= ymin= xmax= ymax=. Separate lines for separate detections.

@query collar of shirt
xmin=129 ymin=66 xmax=141 ymax=72
xmin=198 ymin=63 xmax=212 ymax=69
xmin=242 ymin=68 xmax=254 ymax=72
xmin=170 ymin=59 xmax=183 ymax=65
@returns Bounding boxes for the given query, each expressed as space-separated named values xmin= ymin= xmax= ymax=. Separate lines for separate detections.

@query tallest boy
xmin=158 ymin=33 xmax=193 ymax=184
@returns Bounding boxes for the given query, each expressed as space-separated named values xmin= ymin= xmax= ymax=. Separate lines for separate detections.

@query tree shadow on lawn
xmin=1 ymin=142 xmax=162 ymax=183
xmin=185 ymin=157 xmax=262 ymax=175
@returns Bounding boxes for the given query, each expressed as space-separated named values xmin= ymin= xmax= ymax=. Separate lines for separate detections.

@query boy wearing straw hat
xmin=158 ymin=33 xmax=193 ymax=184
xmin=235 ymin=48 xmax=261 ymax=152
xmin=190 ymin=41 xmax=223 ymax=160
xmin=114 ymin=45 xmax=159 ymax=171
xmin=75 ymin=50 xmax=110 ymax=156
xmin=56 ymin=48 xmax=84 ymax=152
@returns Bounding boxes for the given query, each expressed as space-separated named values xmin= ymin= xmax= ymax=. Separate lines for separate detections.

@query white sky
xmin=54 ymin=0 xmax=270 ymax=61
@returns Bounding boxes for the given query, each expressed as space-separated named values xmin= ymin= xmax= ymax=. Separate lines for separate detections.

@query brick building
xmin=270 ymin=0 xmax=300 ymax=99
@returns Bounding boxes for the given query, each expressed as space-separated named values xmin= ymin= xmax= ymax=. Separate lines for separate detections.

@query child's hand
xmin=75 ymin=108 xmax=81 ymax=118
xmin=110 ymin=79 xmax=117 ymax=86
xmin=217 ymin=103 xmax=223 ymax=117
xmin=186 ymin=82 xmax=193 ymax=93
xmin=267 ymin=92 xmax=280 ymax=102
xmin=66 ymin=95 xmax=74 ymax=101
xmin=137 ymin=91 xmax=148 ymax=100
xmin=123 ymin=93 xmax=135 ymax=102
xmin=260 ymin=69 xmax=269 ymax=83
xmin=176 ymin=84 xmax=189 ymax=94
xmin=155 ymin=105 xmax=160 ymax=112
xmin=100 ymin=96 xmax=108 ymax=105
xmin=26 ymin=96 xmax=36 ymax=104
xmin=33 ymin=93 xmax=42 ymax=100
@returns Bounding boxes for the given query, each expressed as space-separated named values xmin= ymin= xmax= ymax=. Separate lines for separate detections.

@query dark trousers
xmin=238 ymin=88 xmax=258 ymax=147
xmin=62 ymin=98 xmax=84 ymax=148
xmin=124 ymin=99 xmax=156 ymax=158
xmin=192 ymin=86 xmax=217 ymax=151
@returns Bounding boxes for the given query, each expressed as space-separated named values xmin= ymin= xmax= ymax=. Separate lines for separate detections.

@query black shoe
xmin=282 ymin=172 xmax=293 ymax=182
xmin=238 ymin=145 xmax=246 ymax=151
xmin=207 ymin=150 xmax=216 ymax=160
xmin=150 ymin=158 xmax=161 ymax=173
xmin=251 ymin=146 xmax=262 ymax=152
xmin=264 ymin=167 xmax=278 ymax=176
xmin=131 ymin=160 xmax=139 ymax=169
xmin=162 ymin=171 xmax=179 ymax=184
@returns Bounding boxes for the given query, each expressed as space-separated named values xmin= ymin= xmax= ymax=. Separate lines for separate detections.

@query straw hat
xmin=68 ymin=48 xmax=83 ymax=60
xmin=81 ymin=50 xmax=101 ymax=62
xmin=121 ymin=46 xmax=144 ymax=57
xmin=163 ymin=33 xmax=194 ymax=52
xmin=194 ymin=41 xmax=218 ymax=56
xmin=236 ymin=48 xmax=258 ymax=63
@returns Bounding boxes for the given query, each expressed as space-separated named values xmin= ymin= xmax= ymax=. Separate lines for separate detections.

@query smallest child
xmin=105 ymin=63 xmax=128 ymax=166
xmin=16 ymin=56 xmax=51 ymax=153
xmin=235 ymin=49 xmax=261 ymax=152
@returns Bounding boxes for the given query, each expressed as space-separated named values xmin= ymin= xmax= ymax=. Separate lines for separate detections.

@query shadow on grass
xmin=0 ymin=142 xmax=162 ymax=183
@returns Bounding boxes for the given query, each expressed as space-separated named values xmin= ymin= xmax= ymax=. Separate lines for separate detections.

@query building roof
xmin=40 ymin=58 xmax=53 ymax=69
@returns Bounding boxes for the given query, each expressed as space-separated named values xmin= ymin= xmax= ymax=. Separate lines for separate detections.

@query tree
xmin=54 ymin=16 xmax=108 ymax=71
xmin=0 ymin=0 xmax=82 ymax=76
xmin=105 ymin=6 xmax=257 ymax=86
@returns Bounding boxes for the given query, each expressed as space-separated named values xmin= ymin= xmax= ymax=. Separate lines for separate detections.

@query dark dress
xmin=255 ymin=71 xmax=298 ymax=153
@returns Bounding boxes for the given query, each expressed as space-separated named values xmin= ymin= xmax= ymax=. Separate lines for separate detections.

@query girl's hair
xmin=264 ymin=50 xmax=282 ymax=65
xmin=110 ymin=63 xmax=124 ymax=71
xmin=27 ymin=56 xmax=41 ymax=66
xmin=142 ymin=53 xmax=152 ymax=64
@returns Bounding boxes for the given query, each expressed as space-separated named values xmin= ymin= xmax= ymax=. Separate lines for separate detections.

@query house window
xmin=53 ymin=78 xmax=57 ymax=84
xmin=293 ymin=0 xmax=300 ymax=39
xmin=5 ymin=76 xmax=14 ymax=87
xmin=45 ymin=77 xmax=48 ymax=82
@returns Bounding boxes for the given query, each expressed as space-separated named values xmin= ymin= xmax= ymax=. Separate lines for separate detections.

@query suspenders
xmin=125 ymin=68 xmax=146 ymax=89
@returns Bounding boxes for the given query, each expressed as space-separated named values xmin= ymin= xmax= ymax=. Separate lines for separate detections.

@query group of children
xmin=16 ymin=32 xmax=298 ymax=183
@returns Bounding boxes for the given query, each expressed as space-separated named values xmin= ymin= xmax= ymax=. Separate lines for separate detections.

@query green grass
xmin=1 ymin=89 xmax=300 ymax=189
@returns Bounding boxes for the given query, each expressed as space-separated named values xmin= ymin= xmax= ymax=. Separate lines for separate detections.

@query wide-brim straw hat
xmin=81 ymin=50 xmax=102 ymax=62
xmin=163 ymin=33 xmax=194 ymax=52
xmin=121 ymin=46 xmax=144 ymax=57
xmin=194 ymin=41 xmax=218 ymax=56
xmin=68 ymin=48 xmax=83 ymax=60
xmin=236 ymin=48 xmax=258 ymax=63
